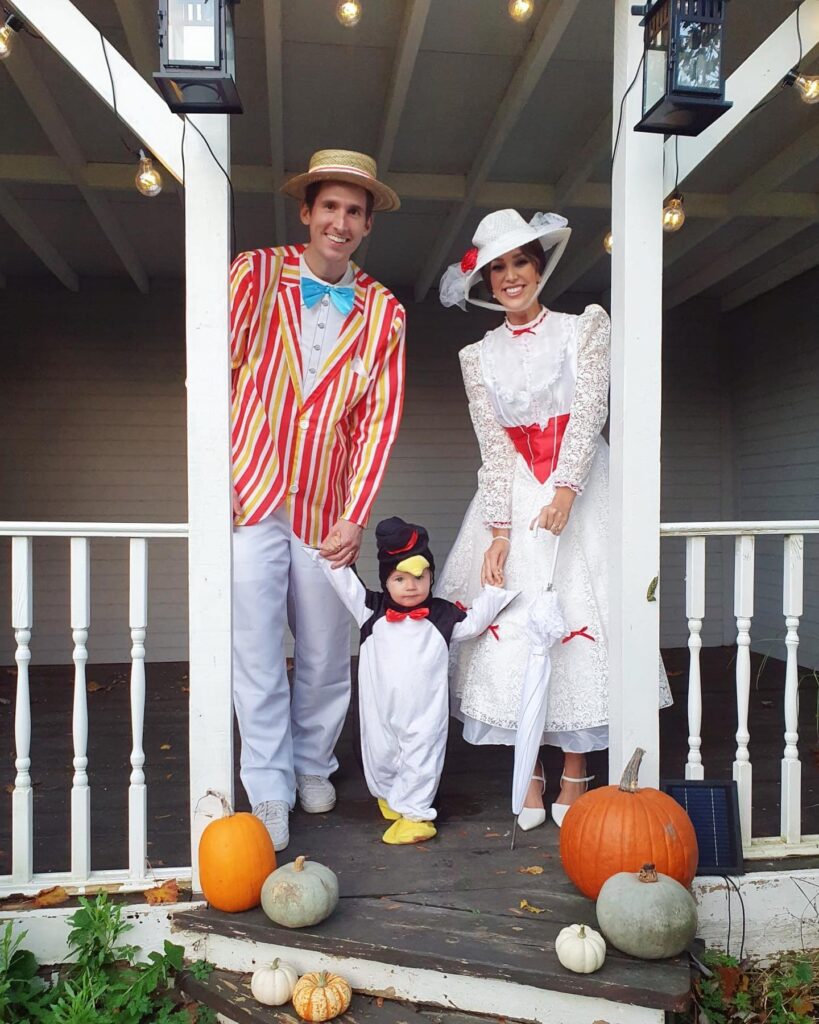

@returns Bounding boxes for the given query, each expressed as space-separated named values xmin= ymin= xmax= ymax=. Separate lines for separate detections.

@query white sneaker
xmin=296 ymin=775 xmax=336 ymax=814
xmin=252 ymin=800 xmax=290 ymax=851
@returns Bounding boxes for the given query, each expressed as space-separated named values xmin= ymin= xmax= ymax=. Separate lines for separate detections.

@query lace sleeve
xmin=553 ymin=304 xmax=610 ymax=494
xmin=460 ymin=344 xmax=517 ymax=528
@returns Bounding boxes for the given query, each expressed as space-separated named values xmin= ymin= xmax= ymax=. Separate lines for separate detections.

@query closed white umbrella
xmin=511 ymin=536 xmax=566 ymax=848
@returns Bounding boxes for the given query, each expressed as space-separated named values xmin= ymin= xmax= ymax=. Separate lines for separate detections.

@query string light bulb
xmin=662 ymin=194 xmax=685 ymax=233
xmin=135 ymin=151 xmax=163 ymax=198
xmin=602 ymin=230 xmax=613 ymax=255
xmin=336 ymin=1 xmax=362 ymax=27
xmin=786 ymin=70 xmax=819 ymax=105
xmin=0 ymin=13 xmax=23 ymax=61
xmin=508 ymin=0 xmax=535 ymax=22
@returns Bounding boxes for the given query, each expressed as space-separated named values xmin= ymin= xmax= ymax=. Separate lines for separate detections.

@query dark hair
xmin=479 ymin=239 xmax=546 ymax=290
xmin=304 ymin=180 xmax=374 ymax=220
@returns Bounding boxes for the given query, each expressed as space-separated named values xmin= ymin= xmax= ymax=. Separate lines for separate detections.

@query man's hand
xmin=232 ymin=487 xmax=243 ymax=518
xmin=319 ymin=519 xmax=364 ymax=568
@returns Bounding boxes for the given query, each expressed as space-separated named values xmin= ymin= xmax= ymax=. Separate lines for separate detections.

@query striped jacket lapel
xmin=275 ymin=251 xmax=304 ymax=406
xmin=303 ymin=271 xmax=367 ymax=410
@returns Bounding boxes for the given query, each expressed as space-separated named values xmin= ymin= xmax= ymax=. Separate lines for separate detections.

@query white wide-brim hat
xmin=439 ymin=210 xmax=571 ymax=311
xmin=281 ymin=148 xmax=400 ymax=213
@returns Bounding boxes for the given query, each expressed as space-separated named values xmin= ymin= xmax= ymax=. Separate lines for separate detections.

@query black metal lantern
xmin=155 ymin=0 xmax=242 ymax=114
xmin=632 ymin=1 xmax=731 ymax=136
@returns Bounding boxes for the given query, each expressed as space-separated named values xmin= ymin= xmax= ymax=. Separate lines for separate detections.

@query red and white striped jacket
xmin=230 ymin=244 xmax=406 ymax=546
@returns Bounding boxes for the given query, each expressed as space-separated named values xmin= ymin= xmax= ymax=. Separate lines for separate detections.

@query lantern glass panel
xmin=168 ymin=0 xmax=219 ymax=67
xmin=674 ymin=20 xmax=723 ymax=93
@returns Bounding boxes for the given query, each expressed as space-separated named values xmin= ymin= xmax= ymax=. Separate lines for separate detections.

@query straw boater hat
xmin=281 ymin=149 xmax=400 ymax=213
xmin=439 ymin=209 xmax=571 ymax=312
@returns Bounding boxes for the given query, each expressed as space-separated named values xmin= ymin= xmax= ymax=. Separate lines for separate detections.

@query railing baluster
xmin=70 ymin=537 xmax=91 ymax=880
xmin=685 ymin=536 xmax=706 ymax=780
xmin=733 ymin=534 xmax=754 ymax=849
xmin=781 ymin=534 xmax=803 ymax=845
xmin=11 ymin=537 xmax=34 ymax=884
xmin=128 ymin=538 xmax=149 ymax=881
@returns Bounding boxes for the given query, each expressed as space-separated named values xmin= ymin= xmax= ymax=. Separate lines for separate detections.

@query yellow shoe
xmin=377 ymin=798 xmax=401 ymax=821
xmin=382 ymin=817 xmax=437 ymax=845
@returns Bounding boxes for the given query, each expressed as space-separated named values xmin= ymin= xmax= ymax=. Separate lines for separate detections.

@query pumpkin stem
xmin=315 ymin=970 xmax=328 ymax=987
xmin=639 ymin=863 xmax=659 ymax=883
xmin=294 ymin=855 xmax=307 ymax=872
xmin=270 ymin=958 xmax=280 ymax=969
xmin=577 ymin=925 xmax=586 ymax=938
xmin=618 ymin=748 xmax=646 ymax=793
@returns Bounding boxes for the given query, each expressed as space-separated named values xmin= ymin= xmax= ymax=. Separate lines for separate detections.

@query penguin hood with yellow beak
xmin=375 ymin=517 xmax=435 ymax=588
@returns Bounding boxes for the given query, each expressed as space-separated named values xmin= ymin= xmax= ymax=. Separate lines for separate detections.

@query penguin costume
xmin=309 ymin=517 xmax=517 ymax=844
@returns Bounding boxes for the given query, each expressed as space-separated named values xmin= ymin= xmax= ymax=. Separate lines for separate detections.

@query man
xmin=229 ymin=149 xmax=405 ymax=850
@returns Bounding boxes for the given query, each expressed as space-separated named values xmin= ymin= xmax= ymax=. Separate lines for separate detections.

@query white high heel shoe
xmin=551 ymin=773 xmax=594 ymax=828
xmin=517 ymin=764 xmax=547 ymax=831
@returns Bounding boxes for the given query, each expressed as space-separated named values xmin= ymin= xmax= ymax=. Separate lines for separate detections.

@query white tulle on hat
xmin=439 ymin=210 xmax=571 ymax=312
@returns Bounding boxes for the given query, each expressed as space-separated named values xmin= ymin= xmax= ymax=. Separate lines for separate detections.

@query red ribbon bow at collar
xmin=562 ymin=626 xmax=595 ymax=645
xmin=386 ymin=606 xmax=430 ymax=623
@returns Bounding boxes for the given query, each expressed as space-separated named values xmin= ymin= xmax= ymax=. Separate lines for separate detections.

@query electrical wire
xmin=181 ymin=115 xmax=238 ymax=259
xmin=611 ymin=51 xmax=646 ymax=173
xmin=722 ymin=874 xmax=747 ymax=961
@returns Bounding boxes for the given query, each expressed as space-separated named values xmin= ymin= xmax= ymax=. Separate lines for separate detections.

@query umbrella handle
xmin=546 ymin=534 xmax=561 ymax=590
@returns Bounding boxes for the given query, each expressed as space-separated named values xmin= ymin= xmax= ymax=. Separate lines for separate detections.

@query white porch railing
xmin=661 ymin=520 xmax=819 ymax=861
xmin=1 ymin=522 xmax=190 ymax=897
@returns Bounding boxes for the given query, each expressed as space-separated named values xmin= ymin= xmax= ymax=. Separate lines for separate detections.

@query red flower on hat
xmin=460 ymin=247 xmax=479 ymax=273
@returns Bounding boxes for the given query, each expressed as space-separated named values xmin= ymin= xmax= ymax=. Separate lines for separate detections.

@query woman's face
xmin=487 ymin=248 xmax=541 ymax=317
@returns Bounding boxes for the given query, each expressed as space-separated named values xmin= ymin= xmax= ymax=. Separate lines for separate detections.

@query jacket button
xmin=289 ymin=483 xmax=299 ymax=494
xmin=298 ymin=417 xmax=309 ymax=430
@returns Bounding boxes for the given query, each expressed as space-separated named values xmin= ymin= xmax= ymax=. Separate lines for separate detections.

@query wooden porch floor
xmin=1 ymin=646 xmax=818 ymax=876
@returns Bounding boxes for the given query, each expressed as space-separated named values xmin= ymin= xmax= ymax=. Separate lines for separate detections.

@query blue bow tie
xmin=301 ymin=277 xmax=355 ymax=316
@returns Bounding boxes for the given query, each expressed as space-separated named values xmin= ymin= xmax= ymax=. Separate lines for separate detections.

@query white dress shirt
xmin=299 ymin=255 xmax=356 ymax=398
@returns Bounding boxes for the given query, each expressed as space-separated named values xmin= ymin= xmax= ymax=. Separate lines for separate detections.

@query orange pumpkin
xmin=198 ymin=792 xmax=276 ymax=912
xmin=559 ymin=748 xmax=698 ymax=899
xmin=292 ymin=971 xmax=352 ymax=1022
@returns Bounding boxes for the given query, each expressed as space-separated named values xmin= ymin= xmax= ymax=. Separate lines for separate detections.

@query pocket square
xmin=352 ymin=355 xmax=370 ymax=380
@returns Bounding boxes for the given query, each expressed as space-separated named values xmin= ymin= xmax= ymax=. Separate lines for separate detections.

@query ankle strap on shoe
xmin=560 ymin=774 xmax=595 ymax=783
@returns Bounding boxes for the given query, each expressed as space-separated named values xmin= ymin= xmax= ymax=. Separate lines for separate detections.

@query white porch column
xmin=185 ymin=114 xmax=234 ymax=889
xmin=608 ymin=2 xmax=664 ymax=785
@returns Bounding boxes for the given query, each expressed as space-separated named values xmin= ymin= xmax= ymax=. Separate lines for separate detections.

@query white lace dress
xmin=436 ymin=304 xmax=671 ymax=752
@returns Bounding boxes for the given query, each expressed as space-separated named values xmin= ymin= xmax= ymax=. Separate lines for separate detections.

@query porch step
xmin=173 ymin=891 xmax=692 ymax=1018
xmin=177 ymin=968 xmax=500 ymax=1024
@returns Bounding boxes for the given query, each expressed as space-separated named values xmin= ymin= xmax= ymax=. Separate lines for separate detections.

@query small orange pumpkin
xmin=292 ymin=971 xmax=352 ymax=1022
xmin=559 ymin=748 xmax=698 ymax=899
xmin=198 ymin=792 xmax=276 ymax=912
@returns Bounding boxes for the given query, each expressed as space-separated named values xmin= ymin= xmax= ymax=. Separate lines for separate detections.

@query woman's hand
xmin=530 ymin=487 xmax=576 ymax=535
xmin=481 ymin=535 xmax=510 ymax=586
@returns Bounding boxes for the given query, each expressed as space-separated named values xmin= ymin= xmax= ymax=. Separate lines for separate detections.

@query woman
xmin=437 ymin=209 xmax=670 ymax=830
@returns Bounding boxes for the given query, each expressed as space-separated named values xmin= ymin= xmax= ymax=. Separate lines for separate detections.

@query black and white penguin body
xmin=310 ymin=551 xmax=516 ymax=821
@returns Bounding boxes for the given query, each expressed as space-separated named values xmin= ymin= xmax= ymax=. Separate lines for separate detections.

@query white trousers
xmin=232 ymin=507 xmax=351 ymax=807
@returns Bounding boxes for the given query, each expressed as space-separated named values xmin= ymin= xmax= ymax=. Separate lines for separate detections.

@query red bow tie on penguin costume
xmin=385 ymin=606 xmax=430 ymax=623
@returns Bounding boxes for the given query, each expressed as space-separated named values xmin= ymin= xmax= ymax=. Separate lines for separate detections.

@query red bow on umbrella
xmin=385 ymin=606 xmax=430 ymax=623
xmin=455 ymin=601 xmax=500 ymax=640
xmin=562 ymin=626 xmax=595 ymax=644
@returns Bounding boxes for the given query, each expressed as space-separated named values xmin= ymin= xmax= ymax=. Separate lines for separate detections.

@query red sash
xmin=505 ymin=416 xmax=570 ymax=484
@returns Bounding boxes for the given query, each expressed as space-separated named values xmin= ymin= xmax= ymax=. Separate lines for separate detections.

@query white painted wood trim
xmin=733 ymin=534 xmax=754 ymax=849
xmin=413 ymin=0 xmax=582 ymax=302
xmin=261 ymin=0 xmax=286 ymax=241
xmin=0 ymin=866 xmax=191 ymax=899
xmin=661 ymin=521 xmax=819 ymax=537
xmin=607 ymin=0 xmax=664 ymax=786
xmin=376 ymin=0 xmax=431 ymax=173
xmin=11 ymin=537 xmax=33 ymax=885
xmin=128 ymin=538 xmax=149 ymax=882
xmin=183 ymin=114 xmax=234 ymax=891
xmin=113 ymin=0 xmax=157 ymax=83
xmin=663 ymin=0 xmax=819 ymax=195
xmin=70 ymin=537 xmax=92 ymax=881
xmin=7 ymin=0 xmax=184 ymax=182
xmin=0 ymin=182 xmax=79 ymax=290
xmin=0 ymin=522 xmax=187 ymax=538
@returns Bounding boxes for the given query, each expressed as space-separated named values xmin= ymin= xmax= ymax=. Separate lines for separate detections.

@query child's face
xmin=386 ymin=567 xmax=431 ymax=608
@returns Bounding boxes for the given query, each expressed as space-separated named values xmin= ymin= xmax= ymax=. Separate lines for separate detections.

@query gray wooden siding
xmin=1 ymin=282 xmax=728 ymax=665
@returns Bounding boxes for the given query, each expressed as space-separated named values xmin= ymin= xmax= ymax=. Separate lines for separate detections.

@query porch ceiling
xmin=0 ymin=0 xmax=817 ymax=310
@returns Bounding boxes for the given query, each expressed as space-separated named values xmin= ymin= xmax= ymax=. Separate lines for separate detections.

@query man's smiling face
xmin=300 ymin=181 xmax=372 ymax=278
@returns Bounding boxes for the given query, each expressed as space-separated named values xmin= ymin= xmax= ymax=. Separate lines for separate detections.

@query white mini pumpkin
xmin=554 ymin=923 xmax=606 ymax=973
xmin=250 ymin=958 xmax=300 ymax=1006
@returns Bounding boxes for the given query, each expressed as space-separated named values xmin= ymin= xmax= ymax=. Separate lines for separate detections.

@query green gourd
xmin=261 ymin=855 xmax=339 ymax=928
xmin=595 ymin=863 xmax=698 ymax=960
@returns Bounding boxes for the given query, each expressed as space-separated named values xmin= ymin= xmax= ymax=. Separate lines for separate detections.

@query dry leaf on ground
xmin=160 ymin=744 xmax=172 ymax=751
xmin=33 ymin=885 xmax=70 ymax=908
xmin=518 ymin=865 xmax=544 ymax=875
xmin=145 ymin=878 xmax=179 ymax=905
xmin=519 ymin=898 xmax=546 ymax=914
xmin=86 ymin=681 xmax=105 ymax=693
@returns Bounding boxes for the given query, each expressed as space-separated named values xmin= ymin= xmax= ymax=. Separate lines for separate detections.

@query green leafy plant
xmin=0 ymin=894 xmax=215 ymax=1023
